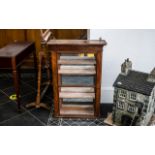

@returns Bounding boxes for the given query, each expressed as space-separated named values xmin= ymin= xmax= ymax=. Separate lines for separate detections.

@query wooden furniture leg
xmin=51 ymin=52 xmax=59 ymax=117
xmin=26 ymin=53 xmax=50 ymax=110
xmin=95 ymin=51 xmax=102 ymax=117
xmin=12 ymin=59 xmax=20 ymax=111
xmin=33 ymin=49 xmax=38 ymax=81
xmin=26 ymin=30 xmax=54 ymax=111
xmin=40 ymin=47 xmax=51 ymax=91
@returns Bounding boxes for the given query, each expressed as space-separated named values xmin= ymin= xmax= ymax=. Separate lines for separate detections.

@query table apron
xmin=0 ymin=44 xmax=35 ymax=69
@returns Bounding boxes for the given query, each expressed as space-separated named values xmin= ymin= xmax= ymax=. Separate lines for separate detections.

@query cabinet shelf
xmin=60 ymin=56 xmax=95 ymax=60
xmin=59 ymin=92 xmax=95 ymax=99
xmin=60 ymin=65 xmax=95 ymax=70
xmin=58 ymin=69 xmax=96 ymax=75
xmin=58 ymin=59 xmax=96 ymax=65
xmin=58 ymin=85 xmax=96 ymax=87
xmin=60 ymin=104 xmax=94 ymax=116
xmin=60 ymin=87 xmax=94 ymax=93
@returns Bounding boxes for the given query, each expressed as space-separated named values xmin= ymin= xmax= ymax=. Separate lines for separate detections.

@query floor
xmin=0 ymin=70 xmax=113 ymax=126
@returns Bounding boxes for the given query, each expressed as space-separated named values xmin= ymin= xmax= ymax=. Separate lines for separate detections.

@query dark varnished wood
xmin=95 ymin=51 xmax=103 ymax=116
xmin=47 ymin=40 xmax=106 ymax=53
xmin=0 ymin=30 xmax=88 ymax=68
xmin=48 ymin=39 xmax=106 ymax=118
xmin=51 ymin=52 xmax=60 ymax=116
xmin=0 ymin=42 xmax=35 ymax=67
xmin=0 ymin=42 xmax=36 ymax=110
xmin=53 ymin=29 xmax=87 ymax=39
xmin=47 ymin=39 xmax=106 ymax=45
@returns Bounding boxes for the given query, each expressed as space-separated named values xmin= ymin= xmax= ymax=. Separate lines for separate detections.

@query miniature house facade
xmin=112 ymin=59 xmax=155 ymax=126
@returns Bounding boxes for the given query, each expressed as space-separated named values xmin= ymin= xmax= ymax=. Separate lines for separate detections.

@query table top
xmin=0 ymin=42 xmax=34 ymax=57
xmin=47 ymin=39 xmax=107 ymax=46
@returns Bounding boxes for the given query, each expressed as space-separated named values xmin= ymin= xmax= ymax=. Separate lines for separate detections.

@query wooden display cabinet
xmin=47 ymin=40 xmax=106 ymax=118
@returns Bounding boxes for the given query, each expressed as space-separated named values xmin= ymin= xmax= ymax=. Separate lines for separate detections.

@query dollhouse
xmin=112 ymin=59 xmax=155 ymax=125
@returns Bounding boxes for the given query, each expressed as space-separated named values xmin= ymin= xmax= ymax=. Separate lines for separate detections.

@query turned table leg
xmin=12 ymin=58 xmax=20 ymax=111
xmin=26 ymin=52 xmax=50 ymax=111
xmin=33 ymin=49 xmax=38 ymax=81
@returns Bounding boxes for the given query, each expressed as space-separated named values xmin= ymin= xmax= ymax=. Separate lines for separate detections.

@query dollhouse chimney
xmin=121 ymin=58 xmax=132 ymax=75
xmin=147 ymin=68 xmax=155 ymax=83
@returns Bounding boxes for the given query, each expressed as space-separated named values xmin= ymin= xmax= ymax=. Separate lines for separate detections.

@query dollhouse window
xmin=143 ymin=104 xmax=148 ymax=113
xmin=117 ymin=101 xmax=125 ymax=110
xmin=119 ymin=90 xmax=127 ymax=98
xmin=127 ymin=104 xmax=136 ymax=113
xmin=130 ymin=92 xmax=137 ymax=101
xmin=148 ymin=103 xmax=152 ymax=112
xmin=152 ymin=91 xmax=155 ymax=100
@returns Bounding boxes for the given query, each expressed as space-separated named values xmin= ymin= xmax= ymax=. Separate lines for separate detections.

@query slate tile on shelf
xmin=0 ymin=112 xmax=44 ymax=126
xmin=0 ymin=101 xmax=25 ymax=123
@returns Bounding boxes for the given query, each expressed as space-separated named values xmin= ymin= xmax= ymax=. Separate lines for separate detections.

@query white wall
xmin=90 ymin=29 xmax=155 ymax=103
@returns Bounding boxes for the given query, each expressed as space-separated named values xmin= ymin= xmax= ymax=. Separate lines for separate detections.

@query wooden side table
xmin=47 ymin=40 xmax=106 ymax=118
xmin=0 ymin=42 xmax=37 ymax=110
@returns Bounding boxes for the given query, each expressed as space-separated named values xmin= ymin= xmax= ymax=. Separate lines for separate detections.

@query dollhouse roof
xmin=113 ymin=70 xmax=155 ymax=96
